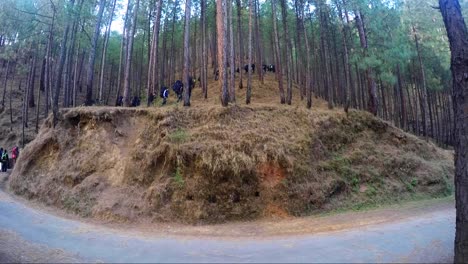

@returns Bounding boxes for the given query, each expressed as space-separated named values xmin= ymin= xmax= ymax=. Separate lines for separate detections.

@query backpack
xmin=160 ymin=87 xmax=168 ymax=98
xmin=1 ymin=151 xmax=7 ymax=161
xmin=173 ymin=81 xmax=183 ymax=94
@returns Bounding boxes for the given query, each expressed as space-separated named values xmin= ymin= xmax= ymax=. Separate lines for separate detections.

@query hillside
xmin=7 ymin=77 xmax=454 ymax=223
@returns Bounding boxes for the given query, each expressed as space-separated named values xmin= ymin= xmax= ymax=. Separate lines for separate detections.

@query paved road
xmin=0 ymin=187 xmax=455 ymax=263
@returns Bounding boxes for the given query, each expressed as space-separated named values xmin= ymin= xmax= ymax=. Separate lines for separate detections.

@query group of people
xmin=214 ymin=63 xmax=276 ymax=80
xmin=169 ymin=77 xmax=195 ymax=103
xmin=115 ymin=96 xmax=141 ymax=107
xmin=0 ymin=146 xmax=19 ymax=172
xmin=262 ymin=64 xmax=276 ymax=73
xmin=114 ymin=64 xmax=276 ymax=107
xmin=116 ymin=77 xmax=195 ymax=107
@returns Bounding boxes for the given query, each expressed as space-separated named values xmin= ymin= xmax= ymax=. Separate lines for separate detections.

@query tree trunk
xmin=28 ymin=53 xmax=37 ymax=108
xmin=413 ymin=25 xmax=430 ymax=139
xmin=246 ymin=0 xmax=253 ymax=104
xmin=1 ymin=60 xmax=10 ymax=110
xmin=35 ymin=74 xmax=41 ymax=132
xmin=336 ymin=0 xmax=350 ymax=112
xmin=235 ymin=0 xmax=244 ymax=89
xmin=169 ymin=1 xmax=178 ymax=87
xmin=396 ymin=64 xmax=407 ymax=130
xmin=355 ymin=10 xmax=377 ymax=115
xmin=201 ymin=0 xmax=208 ymax=98
xmin=217 ymin=0 xmax=229 ymax=106
xmin=116 ymin=26 xmax=127 ymax=102
xmin=45 ymin=12 xmax=55 ymax=115
xmin=40 ymin=57 xmax=46 ymax=92
xmin=271 ymin=0 xmax=285 ymax=104
xmin=147 ymin=0 xmax=163 ymax=106
xmin=254 ymin=0 xmax=263 ymax=84
xmin=300 ymin=0 xmax=312 ymax=109
xmin=319 ymin=1 xmax=333 ymax=109
xmin=438 ymin=0 xmax=468 ymax=262
xmin=228 ymin=0 xmax=236 ymax=102
xmin=85 ymin=0 xmax=106 ymax=105
xmin=123 ymin=0 xmax=140 ymax=107
xmin=153 ymin=0 xmax=163 ymax=104
xmin=99 ymin=0 xmax=117 ymax=104
xmin=183 ymin=0 xmax=192 ymax=106
xmin=9 ymin=70 xmax=15 ymax=129
xmin=53 ymin=0 xmax=75 ymax=126
xmin=280 ymin=0 xmax=293 ymax=105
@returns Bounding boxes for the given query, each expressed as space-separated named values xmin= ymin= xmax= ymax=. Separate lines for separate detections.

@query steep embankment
xmin=8 ymin=105 xmax=454 ymax=224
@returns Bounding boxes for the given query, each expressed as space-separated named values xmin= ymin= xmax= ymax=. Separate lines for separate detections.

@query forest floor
xmin=0 ymin=171 xmax=455 ymax=262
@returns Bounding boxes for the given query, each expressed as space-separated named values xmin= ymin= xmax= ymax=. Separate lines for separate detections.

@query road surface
xmin=0 ymin=179 xmax=455 ymax=263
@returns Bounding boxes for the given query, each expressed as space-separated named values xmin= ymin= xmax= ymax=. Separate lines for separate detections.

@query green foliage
xmin=173 ymin=164 xmax=185 ymax=188
xmin=443 ymin=176 xmax=454 ymax=196
xmin=168 ymin=128 xmax=188 ymax=144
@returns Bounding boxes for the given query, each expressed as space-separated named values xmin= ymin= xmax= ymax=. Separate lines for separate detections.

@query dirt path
xmin=0 ymin=173 xmax=455 ymax=263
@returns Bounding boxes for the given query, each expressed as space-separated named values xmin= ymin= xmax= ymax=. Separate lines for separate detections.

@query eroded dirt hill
xmin=7 ymin=104 xmax=454 ymax=224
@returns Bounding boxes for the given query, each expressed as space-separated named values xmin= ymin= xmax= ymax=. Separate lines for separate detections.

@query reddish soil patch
xmin=257 ymin=163 xmax=286 ymax=188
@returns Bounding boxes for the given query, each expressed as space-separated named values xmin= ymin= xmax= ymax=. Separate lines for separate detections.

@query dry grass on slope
xmin=8 ymin=98 xmax=454 ymax=224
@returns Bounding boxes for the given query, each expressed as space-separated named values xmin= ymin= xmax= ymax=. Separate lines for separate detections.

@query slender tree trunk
xmin=254 ymin=0 xmax=263 ymax=84
xmin=28 ymin=53 xmax=37 ymax=108
xmin=123 ymin=0 xmax=140 ymax=107
xmin=336 ymin=0 xmax=350 ymax=112
xmin=22 ymin=78 xmax=27 ymax=147
xmin=9 ymin=70 xmax=15 ymax=130
xmin=147 ymin=0 xmax=163 ymax=106
xmin=99 ymin=0 xmax=117 ymax=103
xmin=439 ymin=0 xmax=468 ymax=262
xmin=153 ymin=0 xmax=163 ymax=97
xmin=35 ymin=74 xmax=41 ymax=132
xmin=319 ymin=1 xmax=333 ymax=109
xmin=396 ymin=64 xmax=407 ymax=130
xmin=85 ymin=0 xmax=106 ymax=105
xmin=45 ymin=12 xmax=54 ymax=116
xmin=64 ymin=3 xmax=80 ymax=108
xmin=201 ymin=0 xmax=208 ymax=98
xmin=105 ymin=62 xmax=115 ymax=104
xmin=271 ymin=0 xmax=285 ymax=104
xmin=228 ymin=0 xmax=236 ymax=102
xmin=73 ymin=45 xmax=81 ymax=107
xmin=183 ymin=0 xmax=192 ymax=106
xmin=246 ymin=0 xmax=253 ymax=104
xmin=300 ymin=0 xmax=312 ymax=109
xmin=169 ymin=1 xmax=178 ymax=87
xmin=217 ymin=0 xmax=229 ymax=106
xmin=280 ymin=0 xmax=292 ymax=105
xmin=40 ymin=57 xmax=46 ymax=92
xmin=235 ymin=0 xmax=244 ymax=89
xmin=413 ymin=25 xmax=430 ymax=139
xmin=295 ymin=0 xmax=305 ymax=99
xmin=53 ymin=0 xmax=74 ymax=126
xmin=355 ymin=10 xmax=377 ymax=115
xmin=116 ymin=22 xmax=127 ymax=102
xmin=1 ymin=60 xmax=10 ymax=110
xmin=161 ymin=16 xmax=169 ymax=88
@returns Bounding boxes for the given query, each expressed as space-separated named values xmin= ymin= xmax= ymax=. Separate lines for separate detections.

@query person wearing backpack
xmin=11 ymin=146 xmax=18 ymax=168
xmin=0 ymin=148 xmax=3 ymax=172
xmin=1 ymin=149 xmax=8 ymax=172
xmin=160 ymin=86 xmax=169 ymax=105
xmin=172 ymin=80 xmax=183 ymax=102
